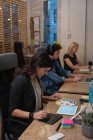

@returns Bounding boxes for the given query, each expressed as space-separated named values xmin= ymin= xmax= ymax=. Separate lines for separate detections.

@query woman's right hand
xmin=72 ymin=76 xmax=82 ymax=82
xmin=33 ymin=110 xmax=47 ymax=120
xmin=49 ymin=93 xmax=60 ymax=101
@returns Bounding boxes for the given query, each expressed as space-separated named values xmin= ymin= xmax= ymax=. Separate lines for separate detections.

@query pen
xmin=56 ymin=123 xmax=61 ymax=131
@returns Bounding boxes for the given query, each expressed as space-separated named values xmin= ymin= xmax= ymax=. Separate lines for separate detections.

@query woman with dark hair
xmin=8 ymin=52 xmax=57 ymax=139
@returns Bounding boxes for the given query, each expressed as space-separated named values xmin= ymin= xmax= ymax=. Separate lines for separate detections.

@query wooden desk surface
xmin=59 ymin=73 xmax=91 ymax=95
xmin=19 ymin=93 xmax=89 ymax=140
xmin=59 ymin=82 xmax=89 ymax=95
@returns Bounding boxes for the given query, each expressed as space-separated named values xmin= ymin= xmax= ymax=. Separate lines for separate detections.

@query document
xmin=79 ymin=68 xmax=90 ymax=74
xmin=48 ymin=132 xmax=64 ymax=140
xmin=57 ymin=105 xmax=78 ymax=115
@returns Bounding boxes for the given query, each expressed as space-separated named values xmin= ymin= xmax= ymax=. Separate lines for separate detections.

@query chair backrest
xmin=0 ymin=109 xmax=3 ymax=140
xmin=0 ymin=52 xmax=17 ymax=114
xmin=0 ymin=52 xmax=17 ymax=71
xmin=34 ymin=47 xmax=47 ymax=54
xmin=0 ymin=52 xmax=18 ymax=139
xmin=14 ymin=42 xmax=26 ymax=68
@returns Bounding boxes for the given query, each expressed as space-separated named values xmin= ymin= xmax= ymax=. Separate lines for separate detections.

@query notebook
xmin=39 ymin=113 xmax=62 ymax=125
xmin=57 ymin=105 xmax=78 ymax=116
xmin=79 ymin=68 xmax=90 ymax=74
xmin=48 ymin=132 xmax=65 ymax=140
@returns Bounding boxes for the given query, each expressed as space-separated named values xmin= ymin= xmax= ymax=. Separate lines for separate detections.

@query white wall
xmin=86 ymin=0 xmax=93 ymax=64
xmin=26 ymin=0 xmax=42 ymax=48
xmin=59 ymin=0 xmax=86 ymax=64
xmin=27 ymin=0 xmax=93 ymax=64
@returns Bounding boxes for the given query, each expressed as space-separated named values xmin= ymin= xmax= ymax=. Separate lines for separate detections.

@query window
xmin=0 ymin=0 xmax=28 ymax=54
xmin=43 ymin=0 xmax=57 ymax=45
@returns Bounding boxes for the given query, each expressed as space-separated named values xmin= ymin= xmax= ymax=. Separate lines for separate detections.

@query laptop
xmin=79 ymin=68 xmax=90 ymax=74
xmin=79 ymin=77 xmax=92 ymax=83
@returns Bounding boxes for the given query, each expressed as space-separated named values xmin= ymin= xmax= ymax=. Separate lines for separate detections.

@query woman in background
xmin=63 ymin=42 xmax=81 ymax=73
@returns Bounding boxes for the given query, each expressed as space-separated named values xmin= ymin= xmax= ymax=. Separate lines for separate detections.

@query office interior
xmin=0 ymin=0 xmax=93 ymax=64
xmin=0 ymin=0 xmax=93 ymax=139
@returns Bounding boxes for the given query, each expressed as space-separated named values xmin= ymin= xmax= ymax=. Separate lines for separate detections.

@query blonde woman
xmin=63 ymin=42 xmax=81 ymax=73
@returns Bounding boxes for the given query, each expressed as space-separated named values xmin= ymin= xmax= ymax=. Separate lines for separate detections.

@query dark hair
xmin=47 ymin=43 xmax=62 ymax=55
xmin=21 ymin=52 xmax=53 ymax=75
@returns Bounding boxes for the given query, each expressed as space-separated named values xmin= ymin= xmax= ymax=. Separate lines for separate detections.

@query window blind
xmin=0 ymin=0 xmax=28 ymax=54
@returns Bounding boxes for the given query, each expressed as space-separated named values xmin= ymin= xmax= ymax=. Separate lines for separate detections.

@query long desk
xmin=58 ymin=73 xmax=92 ymax=95
xmin=19 ymin=93 xmax=89 ymax=140
xmin=58 ymin=82 xmax=89 ymax=95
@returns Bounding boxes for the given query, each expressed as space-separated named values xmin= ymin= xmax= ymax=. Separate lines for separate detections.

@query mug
xmin=88 ymin=61 xmax=93 ymax=70
xmin=88 ymin=61 xmax=92 ymax=66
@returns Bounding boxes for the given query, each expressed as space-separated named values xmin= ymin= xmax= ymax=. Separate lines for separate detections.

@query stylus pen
xmin=56 ymin=123 xmax=61 ymax=131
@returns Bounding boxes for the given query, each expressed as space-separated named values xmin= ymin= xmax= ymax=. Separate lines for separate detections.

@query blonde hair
xmin=67 ymin=42 xmax=79 ymax=54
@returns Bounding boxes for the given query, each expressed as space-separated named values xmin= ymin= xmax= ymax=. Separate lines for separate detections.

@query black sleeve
xmin=63 ymin=54 xmax=70 ymax=60
xmin=9 ymin=75 xmax=26 ymax=115
xmin=74 ymin=54 xmax=78 ymax=63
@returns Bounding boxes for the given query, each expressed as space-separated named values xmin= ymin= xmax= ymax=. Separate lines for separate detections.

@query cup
xmin=88 ymin=61 xmax=93 ymax=70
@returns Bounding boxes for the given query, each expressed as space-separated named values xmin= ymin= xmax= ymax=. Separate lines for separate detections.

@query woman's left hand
xmin=72 ymin=76 xmax=83 ymax=82
xmin=49 ymin=93 xmax=60 ymax=101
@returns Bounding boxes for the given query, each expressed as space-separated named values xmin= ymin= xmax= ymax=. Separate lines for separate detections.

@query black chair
xmin=0 ymin=109 xmax=3 ymax=140
xmin=0 ymin=52 xmax=17 ymax=140
xmin=14 ymin=42 xmax=26 ymax=68
xmin=41 ymin=42 xmax=48 ymax=48
xmin=0 ymin=52 xmax=28 ymax=140
xmin=34 ymin=47 xmax=47 ymax=54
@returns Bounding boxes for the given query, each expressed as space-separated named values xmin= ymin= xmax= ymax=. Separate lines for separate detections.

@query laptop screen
xmin=83 ymin=77 xmax=92 ymax=83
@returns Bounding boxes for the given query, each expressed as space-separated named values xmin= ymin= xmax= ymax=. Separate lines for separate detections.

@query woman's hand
xmin=49 ymin=93 xmax=60 ymax=101
xmin=65 ymin=76 xmax=82 ymax=82
xmin=72 ymin=76 xmax=82 ymax=82
xmin=33 ymin=110 xmax=47 ymax=120
xmin=80 ymin=65 xmax=89 ymax=69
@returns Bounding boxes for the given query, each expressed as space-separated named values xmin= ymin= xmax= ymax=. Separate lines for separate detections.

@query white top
xmin=31 ymin=77 xmax=42 ymax=112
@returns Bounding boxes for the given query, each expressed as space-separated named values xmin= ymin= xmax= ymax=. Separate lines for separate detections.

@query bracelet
xmin=29 ymin=112 xmax=34 ymax=120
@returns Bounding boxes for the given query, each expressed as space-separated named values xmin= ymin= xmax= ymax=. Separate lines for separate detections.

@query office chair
xmin=0 ymin=52 xmax=17 ymax=140
xmin=0 ymin=109 xmax=3 ymax=140
xmin=14 ymin=42 xmax=26 ymax=68
xmin=34 ymin=47 xmax=47 ymax=54
xmin=0 ymin=52 xmax=29 ymax=140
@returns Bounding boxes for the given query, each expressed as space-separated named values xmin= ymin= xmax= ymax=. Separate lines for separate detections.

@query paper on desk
xmin=79 ymin=68 xmax=90 ymax=73
xmin=56 ymin=98 xmax=76 ymax=106
xmin=48 ymin=132 xmax=64 ymax=140
xmin=57 ymin=105 xmax=78 ymax=115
